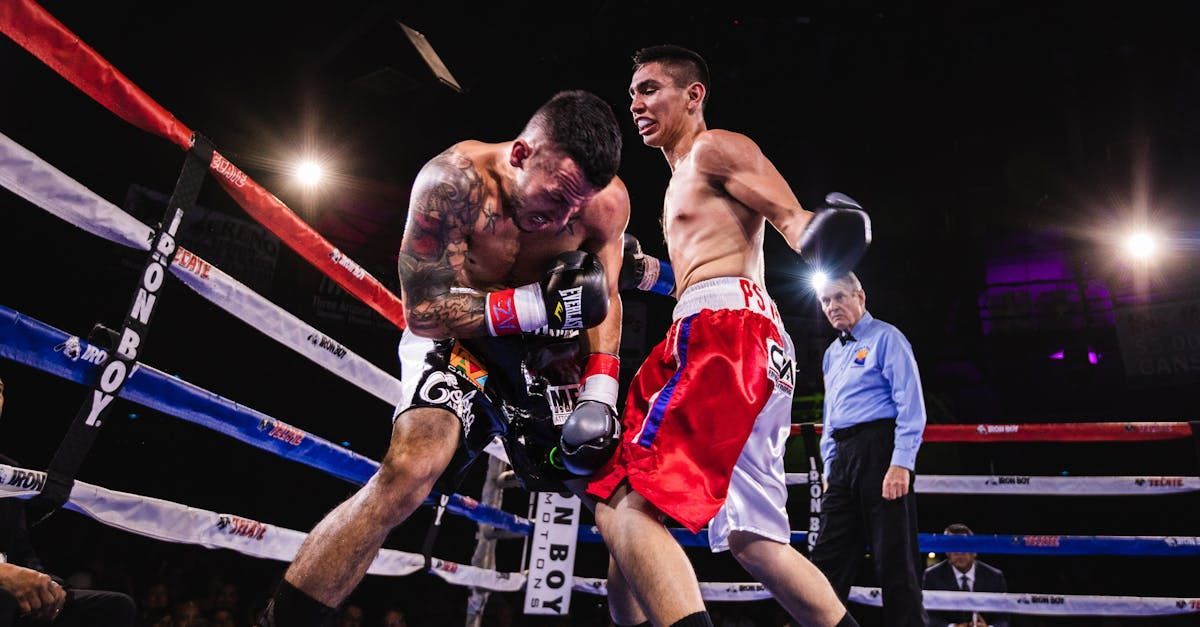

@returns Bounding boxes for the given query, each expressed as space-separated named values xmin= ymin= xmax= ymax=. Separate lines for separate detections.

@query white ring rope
xmin=569 ymin=579 xmax=1200 ymax=616
xmin=785 ymin=473 xmax=1200 ymax=495
xmin=1 ymin=463 xmax=1194 ymax=616
xmin=0 ymin=131 xmax=403 ymax=406
xmin=0 ymin=463 xmax=521 ymax=591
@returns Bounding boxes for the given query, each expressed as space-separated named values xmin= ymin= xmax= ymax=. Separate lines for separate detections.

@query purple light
xmin=1049 ymin=350 xmax=1065 ymax=360
xmin=1087 ymin=350 xmax=1101 ymax=365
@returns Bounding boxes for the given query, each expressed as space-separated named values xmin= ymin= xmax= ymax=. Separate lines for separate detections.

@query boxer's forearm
xmin=397 ymin=252 xmax=489 ymax=338
xmin=583 ymin=294 xmax=622 ymax=357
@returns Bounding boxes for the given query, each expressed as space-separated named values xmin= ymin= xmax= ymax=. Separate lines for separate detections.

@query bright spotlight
xmin=1123 ymin=231 xmax=1158 ymax=261
xmin=810 ymin=271 xmax=829 ymax=292
xmin=295 ymin=160 xmax=324 ymax=187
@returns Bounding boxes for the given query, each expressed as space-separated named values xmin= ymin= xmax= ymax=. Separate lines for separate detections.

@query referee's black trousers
xmin=810 ymin=420 xmax=927 ymax=627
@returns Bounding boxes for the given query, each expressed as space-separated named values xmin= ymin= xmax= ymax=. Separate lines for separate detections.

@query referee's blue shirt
xmin=820 ymin=311 xmax=926 ymax=472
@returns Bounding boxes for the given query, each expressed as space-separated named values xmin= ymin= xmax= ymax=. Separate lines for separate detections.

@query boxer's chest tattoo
xmin=482 ymin=200 xmax=499 ymax=234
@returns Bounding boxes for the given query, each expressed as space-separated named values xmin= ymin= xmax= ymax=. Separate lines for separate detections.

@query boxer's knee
xmin=374 ymin=408 xmax=459 ymax=502
xmin=727 ymin=530 xmax=771 ymax=566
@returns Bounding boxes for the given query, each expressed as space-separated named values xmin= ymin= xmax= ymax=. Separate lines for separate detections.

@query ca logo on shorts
xmin=766 ymin=339 xmax=794 ymax=394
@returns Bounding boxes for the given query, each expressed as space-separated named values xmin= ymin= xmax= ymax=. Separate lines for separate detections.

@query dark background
xmin=2 ymin=1 xmax=1199 ymax=625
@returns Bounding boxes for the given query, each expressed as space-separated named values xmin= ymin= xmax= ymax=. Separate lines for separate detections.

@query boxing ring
xmin=2 ymin=0 xmax=1199 ymax=621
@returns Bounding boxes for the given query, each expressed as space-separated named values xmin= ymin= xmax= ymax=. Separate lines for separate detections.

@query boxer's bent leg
xmin=594 ymin=483 xmax=707 ymax=626
xmin=727 ymin=531 xmax=855 ymax=627
xmin=564 ymin=479 xmax=648 ymax=626
xmin=282 ymin=407 xmax=460 ymax=611
xmin=607 ymin=556 xmax=649 ymax=626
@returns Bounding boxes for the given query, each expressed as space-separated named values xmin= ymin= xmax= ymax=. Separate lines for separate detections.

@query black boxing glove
xmin=797 ymin=192 xmax=872 ymax=279
xmin=619 ymin=233 xmax=676 ymax=296
xmin=485 ymin=250 xmax=609 ymax=335
xmin=559 ymin=353 xmax=621 ymax=475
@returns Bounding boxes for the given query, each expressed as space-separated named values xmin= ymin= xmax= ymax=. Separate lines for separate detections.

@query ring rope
xmin=785 ymin=472 xmax=1200 ymax=495
xmin=1 ymin=463 xmax=1193 ymax=617
xmin=0 ymin=0 xmax=407 ymax=330
xmin=790 ymin=422 xmax=1196 ymax=442
xmin=572 ymin=578 xmax=1200 ymax=617
xmin=0 ymin=131 xmax=404 ymax=406
xmin=573 ymin=527 xmax=1200 ymax=557
xmin=5 ymin=305 xmax=1191 ymax=549
xmin=0 ymin=304 xmax=531 ymax=534
xmin=0 ymin=463 xmax=522 ymax=591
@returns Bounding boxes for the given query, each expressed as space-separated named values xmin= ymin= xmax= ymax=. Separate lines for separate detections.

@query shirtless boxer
xmin=263 ymin=90 xmax=630 ymax=626
xmin=584 ymin=46 xmax=868 ymax=627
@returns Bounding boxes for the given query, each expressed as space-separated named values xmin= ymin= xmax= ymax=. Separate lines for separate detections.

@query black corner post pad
xmin=188 ymin=132 xmax=215 ymax=164
xmin=1189 ymin=421 xmax=1200 ymax=468
xmin=26 ymin=139 xmax=213 ymax=525
xmin=799 ymin=422 xmax=820 ymax=474
xmin=422 ymin=493 xmax=451 ymax=572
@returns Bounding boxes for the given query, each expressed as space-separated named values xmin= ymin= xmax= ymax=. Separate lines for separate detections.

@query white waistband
xmin=672 ymin=277 xmax=779 ymax=321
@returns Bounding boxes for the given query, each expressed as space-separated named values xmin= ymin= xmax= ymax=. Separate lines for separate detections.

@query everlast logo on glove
xmin=557 ymin=287 xmax=584 ymax=329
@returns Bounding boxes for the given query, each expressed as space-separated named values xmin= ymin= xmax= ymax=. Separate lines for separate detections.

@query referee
xmin=811 ymin=272 xmax=928 ymax=627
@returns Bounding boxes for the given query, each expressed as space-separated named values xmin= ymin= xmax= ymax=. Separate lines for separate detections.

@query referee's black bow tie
xmin=839 ymin=331 xmax=856 ymax=346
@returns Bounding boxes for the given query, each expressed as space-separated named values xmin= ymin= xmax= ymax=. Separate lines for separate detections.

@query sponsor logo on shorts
xmin=216 ymin=514 xmax=267 ymax=541
xmin=306 ymin=333 xmax=348 ymax=359
xmin=546 ymin=384 xmax=580 ymax=426
xmin=449 ymin=343 xmax=489 ymax=391
xmin=557 ymin=287 xmax=583 ymax=329
xmin=766 ymin=339 xmax=794 ymax=394
xmin=852 ymin=347 xmax=870 ymax=366
xmin=418 ymin=372 xmax=477 ymax=435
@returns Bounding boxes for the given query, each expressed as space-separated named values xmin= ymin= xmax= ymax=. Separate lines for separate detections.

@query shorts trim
xmin=633 ymin=314 xmax=696 ymax=447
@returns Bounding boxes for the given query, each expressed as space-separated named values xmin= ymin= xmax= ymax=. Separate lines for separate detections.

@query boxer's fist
xmin=541 ymin=251 xmax=609 ymax=330
xmin=619 ymin=233 xmax=675 ymax=296
xmin=559 ymin=400 xmax=620 ymax=475
xmin=798 ymin=192 xmax=872 ymax=279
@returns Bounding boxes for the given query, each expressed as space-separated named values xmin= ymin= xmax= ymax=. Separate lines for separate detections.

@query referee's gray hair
xmin=828 ymin=272 xmax=863 ymax=293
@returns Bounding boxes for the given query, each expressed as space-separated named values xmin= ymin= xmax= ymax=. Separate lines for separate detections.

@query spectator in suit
xmin=922 ymin=524 xmax=1009 ymax=627
xmin=0 ymin=377 xmax=136 ymax=627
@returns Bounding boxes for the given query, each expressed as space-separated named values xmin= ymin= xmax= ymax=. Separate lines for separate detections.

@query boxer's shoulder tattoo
xmin=397 ymin=150 xmax=487 ymax=334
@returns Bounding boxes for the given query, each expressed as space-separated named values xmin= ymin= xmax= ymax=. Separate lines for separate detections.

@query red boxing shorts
xmin=588 ymin=277 xmax=795 ymax=544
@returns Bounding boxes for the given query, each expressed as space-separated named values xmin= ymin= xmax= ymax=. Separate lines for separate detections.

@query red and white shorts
xmin=587 ymin=277 xmax=795 ymax=551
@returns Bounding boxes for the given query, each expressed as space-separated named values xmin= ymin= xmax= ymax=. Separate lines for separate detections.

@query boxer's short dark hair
xmin=944 ymin=523 xmax=974 ymax=535
xmin=528 ymin=90 xmax=622 ymax=189
xmin=632 ymin=44 xmax=711 ymax=107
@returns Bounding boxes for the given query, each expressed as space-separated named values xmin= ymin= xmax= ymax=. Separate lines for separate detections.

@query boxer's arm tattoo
xmin=397 ymin=151 xmax=489 ymax=337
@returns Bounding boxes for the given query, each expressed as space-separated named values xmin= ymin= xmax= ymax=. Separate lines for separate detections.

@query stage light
xmin=1123 ymin=231 xmax=1158 ymax=261
xmin=295 ymin=160 xmax=325 ymax=187
xmin=811 ymin=271 xmax=829 ymax=292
